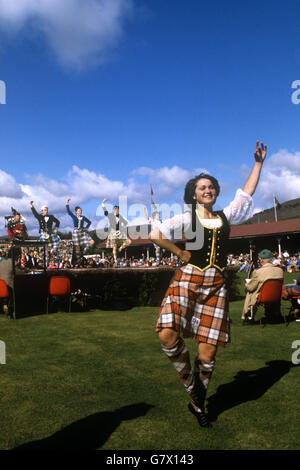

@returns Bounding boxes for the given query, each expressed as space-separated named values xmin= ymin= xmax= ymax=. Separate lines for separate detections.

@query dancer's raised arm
xmin=243 ymin=140 xmax=267 ymax=196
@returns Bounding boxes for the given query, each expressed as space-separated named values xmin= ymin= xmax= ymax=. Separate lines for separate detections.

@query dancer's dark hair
xmin=184 ymin=173 xmax=220 ymax=232
xmin=184 ymin=173 xmax=220 ymax=205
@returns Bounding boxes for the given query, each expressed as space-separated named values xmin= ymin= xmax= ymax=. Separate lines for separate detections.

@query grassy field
xmin=0 ymin=272 xmax=299 ymax=450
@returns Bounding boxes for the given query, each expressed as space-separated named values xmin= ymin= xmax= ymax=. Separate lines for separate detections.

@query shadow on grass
xmin=207 ymin=360 xmax=296 ymax=422
xmin=14 ymin=402 xmax=154 ymax=450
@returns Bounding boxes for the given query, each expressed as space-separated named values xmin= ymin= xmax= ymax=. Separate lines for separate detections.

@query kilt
xmin=106 ymin=230 xmax=130 ymax=249
xmin=155 ymin=264 xmax=230 ymax=347
xmin=39 ymin=231 xmax=61 ymax=251
xmin=72 ymin=228 xmax=93 ymax=248
xmin=282 ymin=285 xmax=300 ymax=300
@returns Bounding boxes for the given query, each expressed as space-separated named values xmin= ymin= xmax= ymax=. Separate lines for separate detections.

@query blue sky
xmin=1 ymin=0 xmax=300 ymax=235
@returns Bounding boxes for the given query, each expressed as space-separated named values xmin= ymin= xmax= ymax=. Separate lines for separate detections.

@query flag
xmin=150 ymin=185 xmax=158 ymax=213
xmin=273 ymin=196 xmax=281 ymax=209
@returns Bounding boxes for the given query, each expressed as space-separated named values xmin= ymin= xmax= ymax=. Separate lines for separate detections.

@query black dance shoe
xmin=188 ymin=402 xmax=211 ymax=428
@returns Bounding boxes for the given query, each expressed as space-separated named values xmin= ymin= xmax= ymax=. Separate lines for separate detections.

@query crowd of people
xmin=3 ymin=244 xmax=300 ymax=272
xmin=0 ymin=244 xmax=184 ymax=270
xmin=228 ymin=251 xmax=300 ymax=273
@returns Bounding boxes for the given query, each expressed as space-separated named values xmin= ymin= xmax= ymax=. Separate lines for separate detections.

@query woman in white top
xmin=144 ymin=207 xmax=162 ymax=263
xmin=150 ymin=140 xmax=267 ymax=427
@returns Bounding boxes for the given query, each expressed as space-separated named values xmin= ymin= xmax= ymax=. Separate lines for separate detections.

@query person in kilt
xmin=144 ymin=206 xmax=162 ymax=264
xmin=66 ymin=198 xmax=95 ymax=265
xmin=102 ymin=198 xmax=131 ymax=265
xmin=149 ymin=140 xmax=267 ymax=427
xmin=30 ymin=201 xmax=61 ymax=262
xmin=6 ymin=208 xmax=28 ymax=241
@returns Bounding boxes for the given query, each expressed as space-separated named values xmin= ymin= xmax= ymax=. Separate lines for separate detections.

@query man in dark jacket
xmin=30 ymin=201 xmax=61 ymax=256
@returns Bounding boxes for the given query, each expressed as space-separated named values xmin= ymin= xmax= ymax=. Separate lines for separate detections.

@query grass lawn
xmin=0 ymin=272 xmax=299 ymax=450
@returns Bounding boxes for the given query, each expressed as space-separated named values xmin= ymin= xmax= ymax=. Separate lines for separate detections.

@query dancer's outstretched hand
xmin=66 ymin=197 xmax=71 ymax=204
xmin=254 ymin=140 xmax=267 ymax=162
xmin=102 ymin=198 xmax=108 ymax=204
xmin=30 ymin=200 xmax=34 ymax=207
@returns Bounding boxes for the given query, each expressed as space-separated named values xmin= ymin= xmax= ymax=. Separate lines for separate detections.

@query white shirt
xmin=159 ymin=189 xmax=253 ymax=240
xmin=151 ymin=218 xmax=162 ymax=229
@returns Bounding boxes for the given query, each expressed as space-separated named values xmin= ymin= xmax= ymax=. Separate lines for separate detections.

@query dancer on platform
xmin=102 ymin=198 xmax=131 ymax=265
xmin=30 ymin=201 xmax=61 ymax=264
xmin=150 ymin=140 xmax=267 ymax=427
xmin=144 ymin=207 xmax=162 ymax=264
xmin=66 ymin=198 xmax=95 ymax=265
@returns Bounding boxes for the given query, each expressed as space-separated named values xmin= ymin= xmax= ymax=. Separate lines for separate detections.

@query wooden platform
xmin=13 ymin=266 xmax=177 ymax=318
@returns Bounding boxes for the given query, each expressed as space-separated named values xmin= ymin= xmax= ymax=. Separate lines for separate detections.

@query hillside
xmin=248 ymin=197 xmax=300 ymax=224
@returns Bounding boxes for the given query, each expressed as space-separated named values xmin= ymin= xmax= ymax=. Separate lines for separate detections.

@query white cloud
xmin=255 ymin=149 xmax=300 ymax=207
xmin=0 ymin=0 xmax=133 ymax=69
xmin=0 ymin=169 xmax=24 ymax=198
xmin=133 ymin=165 xmax=209 ymax=189
xmin=2 ymin=152 xmax=299 ymax=236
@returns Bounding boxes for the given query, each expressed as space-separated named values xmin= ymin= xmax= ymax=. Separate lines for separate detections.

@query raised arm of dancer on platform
xmin=149 ymin=140 xmax=267 ymax=428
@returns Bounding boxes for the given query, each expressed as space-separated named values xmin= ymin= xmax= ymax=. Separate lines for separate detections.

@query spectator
xmin=242 ymin=249 xmax=284 ymax=323
xmin=0 ymin=250 xmax=14 ymax=319
xmin=282 ymin=273 xmax=300 ymax=319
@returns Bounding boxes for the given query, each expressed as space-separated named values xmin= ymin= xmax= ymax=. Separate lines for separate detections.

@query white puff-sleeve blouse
xmin=159 ymin=189 xmax=253 ymax=240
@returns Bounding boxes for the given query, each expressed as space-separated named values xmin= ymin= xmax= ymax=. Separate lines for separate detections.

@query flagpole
xmin=273 ymin=194 xmax=278 ymax=222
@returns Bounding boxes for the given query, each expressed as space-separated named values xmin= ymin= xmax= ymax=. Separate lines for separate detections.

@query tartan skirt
xmin=39 ymin=231 xmax=61 ymax=251
xmin=106 ymin=230 xmax=130 ymax=249
xmin=72 ymin=228 xmax=93 ymax=247
xmin=155 ymin=264 xmax=230 ymax=347
xmin=282 ymin=285 xmax=300 ymax=300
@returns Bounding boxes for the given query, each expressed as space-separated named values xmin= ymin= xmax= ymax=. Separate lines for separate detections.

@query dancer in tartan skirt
xmin=144 ymin=206 xmax=162 ymax=264
xmin=66 ymin=198 xmax=95 ymax=265
xmin=102 ymin=198 xmax=131 ymax=265
xmin=150 ymin=140 xmax=267 ymax=427
xmin=30 ymin=201 xmax=61 ymax=263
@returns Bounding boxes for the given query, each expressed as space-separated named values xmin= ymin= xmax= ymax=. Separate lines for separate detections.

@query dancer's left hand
xmin=254 ymin=140 xmax=267 ymax=162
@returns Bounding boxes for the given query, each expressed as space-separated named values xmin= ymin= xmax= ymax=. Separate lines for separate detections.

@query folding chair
xmin=46 ymin=276 xmax=71 ymax=314
xmin=249 ymin=279 xmax=284 ymax=326
xmin=0 ymin=279 xmax=10 ymax=316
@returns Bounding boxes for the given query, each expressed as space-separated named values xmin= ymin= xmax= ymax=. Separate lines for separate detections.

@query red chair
xmin=249 ymin=279 xmax=284 ymax=324
xmin=47 ymin=276 xmax=71 ymax=314
xmin=0 ymin=279 xmax=9 ymax=299
xmin=0 ymin=279 xmax=10 ymax=315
